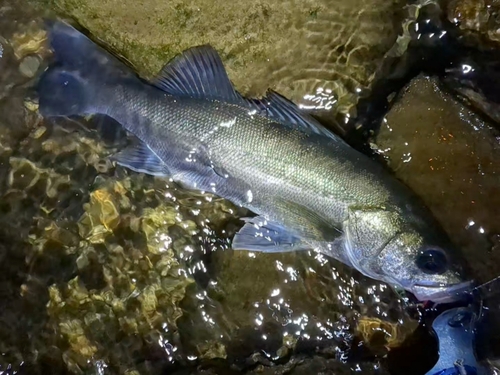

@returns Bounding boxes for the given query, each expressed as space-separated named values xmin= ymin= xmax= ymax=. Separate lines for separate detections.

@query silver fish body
xmin=37 ymin=20 xmax=473 ymax=302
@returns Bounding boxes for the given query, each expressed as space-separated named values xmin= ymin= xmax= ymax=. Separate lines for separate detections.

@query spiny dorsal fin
xmin=153 ymin=46 xmax=340 ymax=141
xmin=152 ymin=45 xmax=243 ymax=103
xmin=246 ymin=90 xmax=341 ymax=141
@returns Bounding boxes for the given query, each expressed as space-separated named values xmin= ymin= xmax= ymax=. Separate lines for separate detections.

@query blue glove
xmin=425 ymin=306 xmax=487 ymax=375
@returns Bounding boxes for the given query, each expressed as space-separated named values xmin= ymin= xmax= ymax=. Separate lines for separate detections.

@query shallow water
xmin=0 ymin=0 xmax=497 ymax=374
xmin=0 ymin=1 xmax=427 ymax=374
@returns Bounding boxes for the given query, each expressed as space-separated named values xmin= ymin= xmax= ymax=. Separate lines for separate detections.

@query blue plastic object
xmin=425 ymin=306 xmax=487 ymax=375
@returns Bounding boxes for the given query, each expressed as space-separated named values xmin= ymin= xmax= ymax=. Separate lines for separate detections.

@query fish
xmin=36 ymin=20 xmax=473 ymax=303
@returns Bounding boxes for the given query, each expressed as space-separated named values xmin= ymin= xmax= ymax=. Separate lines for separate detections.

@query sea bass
xmin=37 ymin=20 xmax=472 ymax=302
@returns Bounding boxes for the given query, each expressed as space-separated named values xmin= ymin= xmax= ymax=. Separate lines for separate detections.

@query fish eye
xmin=416 ymin=248 xmax=448 ymax=274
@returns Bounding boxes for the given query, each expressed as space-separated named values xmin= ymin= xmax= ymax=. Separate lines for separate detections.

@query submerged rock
xmin=357 ymin=315 xmax=418 ymax=350
xmin=176 ymin=244 xmax=420 ymax=373
xmin=34 ymin=0 xmax=406 ymax=123
xmin=447 ymin=0 xmax=500 ymax=47
xmin=373 ymin=75 xmax=500 ymax=284
xmin=46 ymin=178 xmax=196 ymax=373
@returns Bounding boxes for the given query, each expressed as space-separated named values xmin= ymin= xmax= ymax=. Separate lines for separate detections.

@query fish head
xmin=345 ymin=208 xmax=473 ymax=303
xmin=375 ymin=231 xmax=473 ymax=303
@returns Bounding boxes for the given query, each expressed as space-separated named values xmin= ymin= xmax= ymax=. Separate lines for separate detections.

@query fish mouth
xmin=410 ymin=280 xmax=474 ymax=303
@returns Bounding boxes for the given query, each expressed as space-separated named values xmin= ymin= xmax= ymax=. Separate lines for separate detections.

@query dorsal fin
xmin=246 ymin=90 xmax=340 ymax=141
xmin=152 ymin=45 xmax=243 ymax=103
xmin=153 ymin=45 xmax=340 ymax=141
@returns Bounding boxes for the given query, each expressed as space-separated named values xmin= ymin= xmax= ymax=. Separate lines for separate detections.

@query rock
xmin=176 ymin=244 xmax=419 ymax=370
xmin=19 ymin=54 xmax=41 ymax=77
xmin=447 ymin=0 xmax=500 ymax=47
xmin=441 ymin=48 xmax=500 ymax=128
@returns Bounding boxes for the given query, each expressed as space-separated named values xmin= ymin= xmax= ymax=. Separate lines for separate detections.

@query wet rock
xmin=178 ymin=354 xmax=391 ymax=375
xmin=10 ymin=21 xmax=49 ymax=60
xmin=0 ymin=6 xmax=51 ymax=181
xmin=346 ymin=0 xmax=460 ymax=140
xmin=0 ymin=8 xmax=50 ymax=95
xmin=16 ymin=156 xmax=250 ymax=374
xmin=244 ymin=354 xmax=391 ymax=375
xmin=78 ymin=182 xmax=127 ymax=241
xmin=35 ymin=0 xmax=406 ymax=122
xmin=19 ymin=54 xmax=41 ymax=77
xmin=441 ymin=49 xmax=500 ymax=127
xmin=373 ymin=75 xmax=500 ymax=284
xmin=446 ymin=0 xmax=500 ymax=47
xmin=357 ymin=315 xmax=418 ymax=350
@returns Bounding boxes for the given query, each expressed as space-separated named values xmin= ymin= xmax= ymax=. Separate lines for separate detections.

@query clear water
xmin=0 ymin=0 xmax=499 ymax=374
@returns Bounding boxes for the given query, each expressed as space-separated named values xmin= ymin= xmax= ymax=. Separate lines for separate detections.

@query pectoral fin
xmin=272 ymin=197 xmax=342 ymax=243
xmin=111 ymin=142 xmax=170 ymax=176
